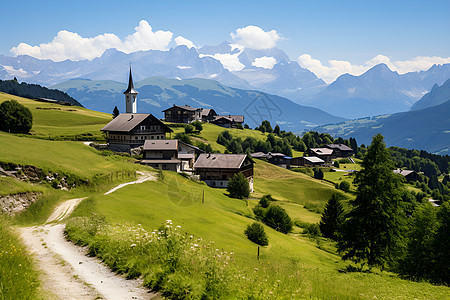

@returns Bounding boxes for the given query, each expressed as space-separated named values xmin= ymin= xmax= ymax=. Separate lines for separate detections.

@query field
xmin=0 ymin=92 xmax=111 ymax=139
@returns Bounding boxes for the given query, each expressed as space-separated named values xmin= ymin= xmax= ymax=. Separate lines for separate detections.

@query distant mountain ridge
xmin=411 ymin=78 xmax=450 ymax=111
xmin=52 ymin=76 xmax=344 ymax=131
xmin=0 ymin=79 xmax=81 ymax=106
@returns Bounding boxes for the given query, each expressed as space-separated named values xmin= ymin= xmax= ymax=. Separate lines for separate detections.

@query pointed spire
xmin=124 ymin=66 xmax=138 ymax=94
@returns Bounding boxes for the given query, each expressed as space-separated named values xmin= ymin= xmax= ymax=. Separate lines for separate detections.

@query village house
xmin=267 ymin=153 xmax=292 ymax=168
xmin=162 ymin=105 xmax=202 ymax=123
xmin=200 ymin=108 xmax=217 ymax=122
xmin=141 ymin=139 xmax=203 ymax=173
xmin=325 ymin=144 xmax=354 ymax=157
xmin=394 ymin=169 xmax=420 ymax=182
xmin=306 ymin=148 xmax=335 ymax=162
xmin=211 ymin=115 xmax=244 ymax=128
xmin=291 ymin=156 xmax=325 ymax=168
xmin=193 ymin=153 xmax=254 ymax=191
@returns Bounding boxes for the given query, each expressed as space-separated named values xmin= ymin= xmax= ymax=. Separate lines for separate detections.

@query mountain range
xmin=52 ymin=77 xmax=344 ymax=131
xmin=2 ymin=43 xmax=449 ymax=119
xmin=314 ymin=81 xmax=450 ymax=154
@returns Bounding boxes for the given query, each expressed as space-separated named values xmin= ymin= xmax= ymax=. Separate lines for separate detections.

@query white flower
xmin=130 ymin=244 xmax=136 ymax=247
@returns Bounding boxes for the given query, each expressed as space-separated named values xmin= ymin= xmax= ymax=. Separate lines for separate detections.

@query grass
xmin=0 ymin=92 xmax=111 ymax=139
xmin=0 ymin=177 xmax=45 ymax=196
xmin=0 ymin=218 xmax=41 ymax=300
xmin=67 ymin=169 xmax=450 ymax=299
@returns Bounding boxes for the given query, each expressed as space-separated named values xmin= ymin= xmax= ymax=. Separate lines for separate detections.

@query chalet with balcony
xmin=394 ymin=169 xmax=419 ymax=182
xmin=163 ymin=105 xmax=202 ymax=123
xmin=325 ymin=144 xmax=354 ymax=157
xmin=306 ymin=148 xmax=334 ymax=162
xmin=200 ymin=108 xmax=217 ymax=122
xmin=101 ymin=113 xmax=173 ymax=152
xmin=141 ymin=139 xmax=203 ymax=173
xmin=194 ymin=153 xmax=254 ymax=191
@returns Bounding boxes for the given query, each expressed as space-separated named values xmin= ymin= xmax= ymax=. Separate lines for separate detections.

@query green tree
xmin=338 ymin=134 xmax=405 ymax=267
xmin=227 ymin=173 xmax=250 ymax=199
xmin=339 ymin=181 xmax=350 ymax=192
xmin=259 ymin=194 xmax=274 ymax=208
xmin=191 ymin=120 xmax=203 ymax=132
xmin=433 ymin=201 xmax=450 ymax=284
xmin=320 ymin=194 xmax=345 ymax=240
xmin=184 ymin=124 xmax=194 ymax=134
xmin=263 ymin=205 xmax=293 ymax=234
xmin=399 ymin=202 xmax=438 ymax=280
xmin=174 ymin=133 xmax=191 ymax=144
xmin=313 ymin=168 xmax=324 ymax=180
xmin=112 ymin=106 xmax=119 ymax=118
xmin=244 ymin=222 xmax=269 ymax=246
xmin=273 ymin=125 xmax=281 ymax=135
xmin=0 ymin=100 xmax=32 ymax=133
xmin=334 ymin=160 xmax=340 ymax=168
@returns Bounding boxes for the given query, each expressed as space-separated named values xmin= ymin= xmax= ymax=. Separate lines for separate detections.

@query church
xmin=101 ymin=68 xmax=173 ymax=152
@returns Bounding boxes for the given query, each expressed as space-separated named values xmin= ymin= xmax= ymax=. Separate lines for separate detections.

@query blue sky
xmin=1 ymin=0 xmax=449 ymax=81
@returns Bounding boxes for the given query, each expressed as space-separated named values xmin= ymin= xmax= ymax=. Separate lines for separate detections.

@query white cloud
xmin=174 ymin=36 xmax=196 ymax=49
xmin=231 ymin=25 xmax=280 ymax=50
xmin=10 ymin=20 xmax=173 ymax=61
xmin=298 ymin=54 xmax=450 ymax=83
xmin=252 ymin=56 xmax=277 ymax=69
xmin=199 ymin=53 xmax=245 ymax=72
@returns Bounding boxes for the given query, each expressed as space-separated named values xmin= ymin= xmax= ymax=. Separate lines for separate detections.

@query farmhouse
xmin=306 ymin=148 xmax=334 ymax=162
xmin=194 ymin=153 xmax=254 ymax=191
xmin=163 ymin=105 xmax=202 ymax=123
xmin=394 ymin=169 xmax=419 ymax=182
xmin=141 ymin=139 xmax=203 ymax=173
xmin=325 ymin=144 xmax=354 ymax=157
xmin=211 ymin=115 xmax=244 ymax=128
xmin=200 ymin=108 xmax=217 ymax=122
xmin=291 ymin=156 xmax=325 ymax=167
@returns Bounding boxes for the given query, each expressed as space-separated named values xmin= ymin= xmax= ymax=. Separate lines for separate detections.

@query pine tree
xmin=273 ymin=125 xmax=281 ymax=135
xmin=338 ymin=134 xmax=405 ymax=267
xmin=112 ymin=106 xmax=119 ymax=118
xmin=320 ymin=194 xmax=344 ymax=240
xmin=245 ymin=222 xmax=269 ymax=246
xmin=227 ymin=173 xmax=250 ymax=199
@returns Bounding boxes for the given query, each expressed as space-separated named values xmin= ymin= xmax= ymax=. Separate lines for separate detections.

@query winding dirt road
xmin=18 ymin=171 xmax=158 ymax=300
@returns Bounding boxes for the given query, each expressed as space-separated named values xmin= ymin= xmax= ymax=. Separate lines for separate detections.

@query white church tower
xmin=124 ymin=67 xmax=138 ymax=113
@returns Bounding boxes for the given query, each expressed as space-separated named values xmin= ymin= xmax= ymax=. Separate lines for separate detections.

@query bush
xmin=263 ymin=205 xmax=293 ymax=234
xmin=185 ymin=124 xmax=194 ymax=134
xmin=252 ymin=205 xmax=265 ymax=220
xmin=174 ymin=133 xmax=191 ymax=144
xmin=244 ymin=222 xmax=268 ymax=246
xmin=191 ymin=120 xmax=203 ymax=132
xmin=339 ymin=181 xmax=350 ymax=192
xmin=313 ymin=168 xmax=324 ymax=180
xmin=259 ymin=194 xmax=274 ymax=208
xmin=227 ymin=173 xmax=250 ymax=199
xmin=334 ymin=161 xmax=340 ymax=168
xmin=0 ymin=100 xmax=33 ymax=133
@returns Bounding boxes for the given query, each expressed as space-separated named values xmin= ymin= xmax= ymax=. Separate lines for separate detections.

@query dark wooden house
xmin=291 ymin=156 xmax=325 ymax=168
xmin=101 ymin=113 xmax=172 ymax=152
xmin=194 ymin=153 xmax=254 ymax=191
xmin=200 ymin=109 xmax=217 ymax=122
xmin=163 ymin=105 xmax=202 ymax=123
xmin=394 ymin=169 xmax=419 ymax=182
xmin=306 ymin=148 xmax=335 ymax=162
xmin=325 ymin=144 xmax=354 ymax=157
xmin=211 ymin=115 xmax=244 ymax=128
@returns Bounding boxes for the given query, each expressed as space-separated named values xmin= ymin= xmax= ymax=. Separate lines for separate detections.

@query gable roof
xmin=394 ymin=169 xmax=416 ymax=176
xmin=162 ymin=104 xmax=200 ymax=112
xmin=303 ymin=156 xmax=325 ymax=163
xmin=213 ymin=115 xmax=244 ymax=123
xmin=200 ymin=108 xmax=217 ymax=117
xmin=194 ymin=153 xmax=252 ymax=169
xmin=251 ymin=152 xmax=268 ymax=159
xmin=143 ymin=139 xmax=178 ymax=150
xmin=325 ymin=144 xmax=353 ymax=151
xmin=101 ymin=113 xmax=172 ymax=133
xmin=309 ymin=148 xmax=334 ymax=155
xmin=178 ymin=140 xmax=205 ymax=153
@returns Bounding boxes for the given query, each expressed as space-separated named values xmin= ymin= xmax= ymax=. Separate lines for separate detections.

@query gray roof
xmin=194 ymin=153 xmax=250 ymax=169
xmin=162 ymin=104 xmax=200 ymax=112
xmin=309 ymin=148 xmax=334 ymax=155
xmin=251 ymin=152 xmax=268 ymax=158
xmin=267 ymin=152 xmax=286 ymax=158
xmin=141 ymin=158 xmax=180 ymax=164
xmin=200 ymin=108 xmax=217 ymax=117
xmin=101 ymin=113 xmax=172 ymax=133
xmin=143 ymin=139 xmax=178 ymax=150
xmin=303 ymin=156 xmax=325 ymax=163
xmin=213 ymin=115 xmax=244 ymax=123
xmin=178 ymin=153 xmax=195 ymax=159
xmin=394 ymin=169 xmax=416 ymax=176
xmin=325 ymin=144 xmax=353 ymax=151
xmin=124 ymin=68 xmax=138 ymax=94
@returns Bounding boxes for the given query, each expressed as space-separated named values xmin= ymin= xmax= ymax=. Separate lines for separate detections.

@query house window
xmin=140 ymin=125 xmax=146 ymax=131
xmin=151 ymin=136 xmax=154 ymax=139
xmin=156 ymin=136 xmax=160 ymax=140
xmin=135 ymin=137 xmax=138 ymax=140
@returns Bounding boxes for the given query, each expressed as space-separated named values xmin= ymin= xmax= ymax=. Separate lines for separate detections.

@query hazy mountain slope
xmin=306 ymin=63 xmax=450 ymax=118
xmin=411 ymin=78 xmax=450 ymax=111
xmin=316 ymin=100 xmax=450 ymax=154
xmin=52 ymin=77 xmax=344 ymax=131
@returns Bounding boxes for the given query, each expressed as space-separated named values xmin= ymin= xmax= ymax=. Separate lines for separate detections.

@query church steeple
xmin=124 ymin=67 xmax=138 ymax=113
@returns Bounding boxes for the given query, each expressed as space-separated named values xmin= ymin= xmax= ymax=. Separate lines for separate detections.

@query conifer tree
xmin=112 ymin=106 xmax=119 ymax=118
xmin=338 ymin=134 xmax=405 ymax=267
xmin=320 ymin=194 xmax=344 ymax=240
xmin=227 ymin=173 xmax=250 ymax=199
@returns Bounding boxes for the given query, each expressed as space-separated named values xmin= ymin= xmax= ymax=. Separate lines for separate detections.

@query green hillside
xmin=0 ymin=92 xmax=111 ymax=139
xmin=0 ymin=96 xmax=448 ymax=299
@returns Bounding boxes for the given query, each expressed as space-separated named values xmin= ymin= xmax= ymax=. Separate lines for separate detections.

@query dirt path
xmin=18 ymin=172 xmax=158 ymax=300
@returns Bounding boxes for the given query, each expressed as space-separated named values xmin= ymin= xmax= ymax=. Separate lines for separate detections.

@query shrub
xmin=244 ymin=222 xmax=269 ymax=246
xmin=252 ymin=205 xmax=265 ymax=220
xmin=191 ymin=120 xmax=203 ymax=132
xmin=339 ymin=181 xmax=350 ymax=192
xmin=259 ymin=194 xmax=274 ymax=208
xmin=227 ymin=173 xmax=250 ymax=199
xmin=185 ymin=124 xmax=194 ymax=134
xmin=174 ymin=133 xmax=191 ymax=144
xmin=0 ymin=100 xmax=33 ymax=133
xmin=334 ymin=161 xmax=340 ymax=168
xmin=313 ymin=168 xmax=324 ymax=180
xmin=263 ymin=205 xmax=293 ymax=234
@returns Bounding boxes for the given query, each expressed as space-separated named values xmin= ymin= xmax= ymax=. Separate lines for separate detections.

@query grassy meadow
xmin=0 ymin=92 xmax=111 ymax=139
